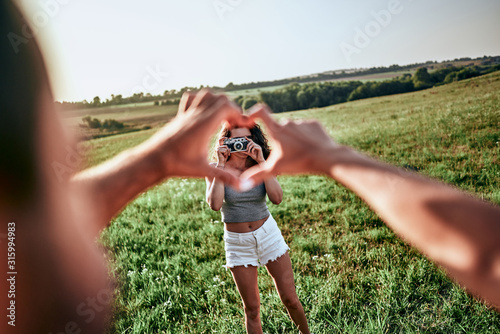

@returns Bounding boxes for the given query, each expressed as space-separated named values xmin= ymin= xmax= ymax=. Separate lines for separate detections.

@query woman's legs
xmin=230 ymin=265 xmax=262 ymax=334
xmin=265 ymin=252 xmax=310 ymax=334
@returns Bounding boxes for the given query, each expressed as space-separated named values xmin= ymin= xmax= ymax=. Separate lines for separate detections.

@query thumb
xmin=239 ymin=162 xmax=276 ymax=191
xmin=178 ymin=92 xmax=196 ymax=114
xmin=246 ymin=104 xmax=281 ymax=135
xmin=206 ymin=165 xmax=240 ymax=190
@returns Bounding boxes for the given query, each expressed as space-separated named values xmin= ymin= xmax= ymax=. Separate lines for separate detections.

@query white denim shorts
xmin=223 ymin=215 xmax=289 ymax=268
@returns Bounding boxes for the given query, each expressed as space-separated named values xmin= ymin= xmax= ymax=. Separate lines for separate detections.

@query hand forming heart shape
xmin=145 ymin=89 xmax=343 ymax=191
xmin=143 ymin=89 xmax=258 ymax=190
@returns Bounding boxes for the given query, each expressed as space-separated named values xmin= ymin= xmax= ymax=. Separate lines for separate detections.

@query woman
xmin=206 ymin=124 xmax=310 ymax=334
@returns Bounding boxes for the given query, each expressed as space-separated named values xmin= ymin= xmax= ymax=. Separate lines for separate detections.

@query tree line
xmin=81 ymin=116 xmax=124 ymax=131
xmin=248 ymin=65 xmax=500 ymax=113
xmin=220 ymin=55 xmax=498 ymax=92
xmin=56 ymin=56 xmax=499 ymax=111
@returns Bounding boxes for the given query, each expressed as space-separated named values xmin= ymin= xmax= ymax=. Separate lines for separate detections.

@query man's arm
xmin=72 ymin=90 xmax=253 ymax=234
xmin=329 ymin=148 xmax=500 ymax=309
xmin=71 ymin=139 xmax=164 ymax=232
xmin=242 ymin=105 xmax=500 ymax=310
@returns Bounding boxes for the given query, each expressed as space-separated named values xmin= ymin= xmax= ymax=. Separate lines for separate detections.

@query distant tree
xmin=92 ymin=96 xmax=101 ymax=106
xmin=348 ymin=83 xmax=374 ymax=101
xmin=297 ymin=90 xmax=313 ymax=109
xmin=233 ymin=95 xmax=245 ymax=107
xmin=260 ymin=81 xmax=362 ymax=113
xmin=349 ymin=78 xmax=414 ymax=101
xmin=455 ymin=67 xmax=479 ymax=80
xmin=102 ymin=119 xmax=124 ymax=131
xmin=412 ymin=67 xmax=432 ymax=90
xmin=400 ymin=73 xmax=412 ymax=80
xmin=111 ymin=94 xmax=123 ymax=105
xmin=242 ymin=98 xmax=258 ymax=110
xmin=161 ymin=98 xmax=181 ymax=106
xmin=430 ymin=66 xmax=458 ymax=84
xmin=82 ymin=116 xmax=102 ymax=129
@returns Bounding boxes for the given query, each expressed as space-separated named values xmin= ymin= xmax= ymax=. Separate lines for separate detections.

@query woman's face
xmin=229 ymin=127 xmax=251 ymax=139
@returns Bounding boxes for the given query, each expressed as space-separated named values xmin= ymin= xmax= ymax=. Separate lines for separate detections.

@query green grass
xmin=80 ymin=71 xmax=500 ymax=333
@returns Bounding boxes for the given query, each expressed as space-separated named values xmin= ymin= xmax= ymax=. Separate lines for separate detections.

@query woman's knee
xmin=281 ymin=294 xmax=301 ymax=310
xmin=244 ymin=302 xmax=260 ymax=319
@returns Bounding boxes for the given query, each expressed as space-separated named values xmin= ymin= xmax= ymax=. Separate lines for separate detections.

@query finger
xmin=195 ymin=97 xmax=235 ymax=138
xmin=178 ymin=92 xmax=197 ymax=114
xmin=223 ymin=101 xmax=255 ymax=128
xmin=206 ymin=165 xmax=240 ymax=190
xmin=188 ymin=89 xmax=218 ymax=111
xmin=247 ymin=104 xmax=281 ymax=134
xmin=219 ymin=137 xmax=228 ymax=146
xmin=239 ymin=162 xmax=276 ymax=191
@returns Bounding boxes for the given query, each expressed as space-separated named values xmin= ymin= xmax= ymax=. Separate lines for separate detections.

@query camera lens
xmin=234 ymin=142 xmax=243 ymax=151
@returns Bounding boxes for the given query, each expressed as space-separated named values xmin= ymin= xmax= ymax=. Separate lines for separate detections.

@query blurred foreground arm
xmin=73 ymin=90 xmax=252 ymax=233
xmin=242 ymin=105 xmax=500 ymax=310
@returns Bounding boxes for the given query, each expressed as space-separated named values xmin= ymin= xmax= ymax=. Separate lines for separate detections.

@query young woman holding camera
xmin=205 ymin=124 xmax=310 ymax=334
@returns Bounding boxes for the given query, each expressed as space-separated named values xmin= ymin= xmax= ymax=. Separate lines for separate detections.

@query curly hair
xmin=216 ymin=124 xmax=271 ymax=168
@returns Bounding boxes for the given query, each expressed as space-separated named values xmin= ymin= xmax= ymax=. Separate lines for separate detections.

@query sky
xmin=15 ymin=0 xmax=500 ymax=102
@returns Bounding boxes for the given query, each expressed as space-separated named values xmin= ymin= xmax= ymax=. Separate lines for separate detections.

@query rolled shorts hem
xmin=223 ymin=214 xmax=289 ymax=269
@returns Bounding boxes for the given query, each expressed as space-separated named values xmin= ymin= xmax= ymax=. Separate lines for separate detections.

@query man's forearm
xmin=328 ymin=147 xmax=500 ymax=308
xmin=72 ymin=141 xmax=165 ymax=231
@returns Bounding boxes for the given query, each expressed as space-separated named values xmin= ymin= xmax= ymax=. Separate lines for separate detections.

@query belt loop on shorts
xmin=261 ymin=216 xmax=270 ymax=234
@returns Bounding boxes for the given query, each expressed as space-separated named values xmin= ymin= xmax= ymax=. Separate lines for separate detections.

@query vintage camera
xmin=224 ymin=137 xmax=249 ymax=153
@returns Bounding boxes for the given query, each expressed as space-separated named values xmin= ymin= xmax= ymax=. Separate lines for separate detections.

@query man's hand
xmin=147 ymin=89 xmax=254 ymax=189
xmin=240 ymin=104 xmax=352 ymax=188
xmin=73 ymin=89 xmax=254 ymax=227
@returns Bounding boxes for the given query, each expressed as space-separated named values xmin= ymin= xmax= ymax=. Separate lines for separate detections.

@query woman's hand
xmin=217 ymin=137 xmax=230 ymax=166
xmin=245 ymin=137 xmax=265 ymax=164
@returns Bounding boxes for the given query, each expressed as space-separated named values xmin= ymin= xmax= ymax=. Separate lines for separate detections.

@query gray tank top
xmin=221 ymin=183 xmax=270 ymax=223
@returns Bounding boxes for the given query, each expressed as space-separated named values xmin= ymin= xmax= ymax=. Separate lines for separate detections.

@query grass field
xmin=61 ymin=103 xmax=179 ymax=140
xmin=79 ymin=71 xmax=500 ymax=333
